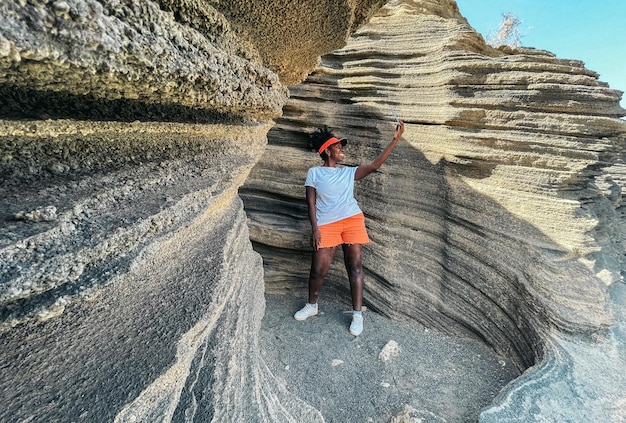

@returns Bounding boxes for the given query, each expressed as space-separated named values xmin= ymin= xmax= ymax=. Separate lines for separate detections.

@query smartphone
xmin=391 ymin=109 xmax=401 ymax=125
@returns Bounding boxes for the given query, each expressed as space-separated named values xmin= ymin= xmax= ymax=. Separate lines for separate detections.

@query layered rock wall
xmin=1 ymin=0 xmax=625 ymax=421
xmin=0 ymin=0 xmax=380 ymax=421
xmin=242 ymin=0 xmax=626 ymax=419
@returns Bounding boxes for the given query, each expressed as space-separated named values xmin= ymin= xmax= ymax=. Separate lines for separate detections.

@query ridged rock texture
xmin=0 ymin=0 xmax=382 ymax=421
xmin=242 ymin=0 xmax=626 ymax=421
xmin=1 ymin=0 xmax=626 ymax=421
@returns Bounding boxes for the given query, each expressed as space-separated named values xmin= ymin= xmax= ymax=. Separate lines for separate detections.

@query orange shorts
xmin=317 ymin=213 xmax=370 ymax=249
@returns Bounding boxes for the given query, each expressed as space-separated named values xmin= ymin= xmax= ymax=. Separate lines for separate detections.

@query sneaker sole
xmin=294 ymin=311 xmax=318 ymax=321
xmin=349 ymin=328 xmax=362 ymax=336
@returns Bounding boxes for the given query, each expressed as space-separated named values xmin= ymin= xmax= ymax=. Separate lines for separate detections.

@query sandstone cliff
xmin=242 ymin=0 xmax=626 ymax=420
xmin=1 ymin=0 xmax=625 ymax=421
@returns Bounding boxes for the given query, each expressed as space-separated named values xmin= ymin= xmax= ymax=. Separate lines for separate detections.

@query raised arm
xmin=355 ymin=121 xmax=405 ymax=181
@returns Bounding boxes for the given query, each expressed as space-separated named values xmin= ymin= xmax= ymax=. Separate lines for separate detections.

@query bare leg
xmin=308 ymin=246 xmax=337 ymax=304
xmin=342 ymin=243 xmax=364 ymax=311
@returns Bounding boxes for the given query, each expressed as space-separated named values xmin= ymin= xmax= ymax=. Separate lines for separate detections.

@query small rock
xmin=331 ymin=359 xmax=344 ymax=367
xmin=52 ymin=1 xmax=70 ymax=13
xmin=15 ymin=206 xmax=57 ymax=222
xmin=0 ymin=35 xmax=11 ymax=58
xmin=379 ymin=340 xmax=401 ymax=362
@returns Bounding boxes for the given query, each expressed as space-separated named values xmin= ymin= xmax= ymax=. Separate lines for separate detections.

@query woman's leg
xmin=342 ymin=243 xmax=364 ymax=311
xmin=308 ymin=246 xmax=337 ymax=303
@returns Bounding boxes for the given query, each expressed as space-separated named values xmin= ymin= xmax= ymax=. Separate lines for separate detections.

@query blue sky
xmin=455 ymin=0 xmax=626 ymax=109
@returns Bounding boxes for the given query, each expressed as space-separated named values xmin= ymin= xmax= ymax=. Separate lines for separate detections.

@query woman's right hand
xmin=311 ymin=227 xmax=321 ymax=251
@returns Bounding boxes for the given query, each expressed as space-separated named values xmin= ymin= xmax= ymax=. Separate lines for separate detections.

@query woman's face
xmin=327 ymin=142 xmax=345 ymax=162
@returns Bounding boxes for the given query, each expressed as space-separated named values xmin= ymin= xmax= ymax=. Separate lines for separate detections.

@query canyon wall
xmin=1 ymin=0 xmax=625 ymax=421
xmin=0 ymin=0 xmax=381 ymax=421
xmin=242 ymin=0 xmax=626 ymax=420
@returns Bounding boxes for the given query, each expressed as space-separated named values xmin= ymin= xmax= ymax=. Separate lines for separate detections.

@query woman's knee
xmin=310 ymin=249 xmax=334 ymax=280
xmin=309 ymin=265 xmax=329 ymax=281
xmin=345 ymin=260 xmax=363 ymax=279
xmin=342 ymin=244 xmax=363 ymax=278
xmin=350 ymin=267 xmax=363 ymax=280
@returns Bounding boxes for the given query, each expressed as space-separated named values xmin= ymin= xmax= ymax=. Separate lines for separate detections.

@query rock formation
xmin=0 ymin=0 xmax=380 ymax=421
xmin=242 ymin=0 xmax=626 ymax=420
xmin=1 ymin=0 xmax=625 ymax=421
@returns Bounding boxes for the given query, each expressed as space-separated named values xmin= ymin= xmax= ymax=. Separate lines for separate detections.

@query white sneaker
xmin=294 ymin=303 xmax=318 ymax=321
xmin=349 ymin=312 xmax=363 ymax=336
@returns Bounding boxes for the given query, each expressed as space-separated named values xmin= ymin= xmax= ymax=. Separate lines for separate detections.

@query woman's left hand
xmin=394 ymin=121 xmax=405 ymax=140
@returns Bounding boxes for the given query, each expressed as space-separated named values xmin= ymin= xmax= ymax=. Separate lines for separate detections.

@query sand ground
xmin=260 ymin=293 xmax=520 ymax=423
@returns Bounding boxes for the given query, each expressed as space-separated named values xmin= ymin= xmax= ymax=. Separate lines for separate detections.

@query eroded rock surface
xmin=203 ymin=0 xmax=388 ymax=84
xmin=242 ymin=0 xmax=626 ymax=420
xmin=2 ymin=0 xmax=625 ymax=421
xmin=0 ymin=0 xmax=381 ymax=421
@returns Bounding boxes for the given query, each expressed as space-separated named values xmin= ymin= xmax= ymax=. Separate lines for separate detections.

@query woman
xmin=294 ymin=121 xmax=405 ymax=336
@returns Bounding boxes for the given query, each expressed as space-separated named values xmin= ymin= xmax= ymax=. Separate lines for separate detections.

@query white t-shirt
xmin=305 ymin=166 xmax=362 ymax=226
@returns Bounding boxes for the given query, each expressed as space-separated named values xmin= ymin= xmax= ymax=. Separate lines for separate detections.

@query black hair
xmin=310 ymin=126 xmax=335 ymax=160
